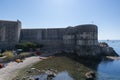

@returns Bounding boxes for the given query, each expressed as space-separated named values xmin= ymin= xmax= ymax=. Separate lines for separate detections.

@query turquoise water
xmin=97 ymin=40 xmax=120 ymax=80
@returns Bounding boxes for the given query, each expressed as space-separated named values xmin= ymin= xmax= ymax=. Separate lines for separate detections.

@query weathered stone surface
xmin=0 ymin=20 xmax=21 ymax=49
xmin=99 ymin=42 xmax=119 ymax=57
xmin=0 ymin=20 xmax=118 ymax=57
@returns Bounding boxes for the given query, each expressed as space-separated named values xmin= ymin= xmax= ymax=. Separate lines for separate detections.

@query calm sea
xmin=97 ymin=40 xmax=120 ymax=80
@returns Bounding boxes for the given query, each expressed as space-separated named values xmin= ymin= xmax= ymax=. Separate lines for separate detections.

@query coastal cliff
xmin=75 ymin=42 xmax=119 ymax=58
xmin=99 ymin=42 xmax=119 ymax=56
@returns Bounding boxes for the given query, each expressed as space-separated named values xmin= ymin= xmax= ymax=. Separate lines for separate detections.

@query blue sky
xmin=0 ymin=0 xmax=120 ymax=40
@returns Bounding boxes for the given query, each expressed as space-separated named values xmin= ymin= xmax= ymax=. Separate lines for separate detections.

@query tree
xmin=15 ymin=42 xmax=44 ymax=51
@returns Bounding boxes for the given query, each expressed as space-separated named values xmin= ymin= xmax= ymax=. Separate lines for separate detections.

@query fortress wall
xmin=0 ymin=20 xmax=21 ymax=42
xmin=75 ymin=24 xmax=98 ymax=46
xmin=0 ymin=20 xmax=21 ymax=49
xmin=20 ymin=29 xmax=43 ymax=41
xmin=62 ymin=24 xmax=98 ymax=53
xmin=42 ymin=28 xmax=65 ymax=51
xmin=74 ymin=24 xmax=99 ymax=56
xmin=20 ymin=28 xmax=65 ymax=51
xmin=0 ymin=26 xmax=6 ymax=41
xmin=63 ymin=35 xmax=75 ymax=52
xmin=20 ymin=28 xmax=65 ymax=41
xmin=62 ymin=27 xmax=76 ymax=52
xmin=17 ymin=20 xmax=21 ymax=42
xmin=0 ymin=19 xmax=98 ymax=54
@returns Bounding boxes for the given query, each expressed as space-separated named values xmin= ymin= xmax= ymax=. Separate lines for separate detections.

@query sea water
xmin=97 ymin=40 xmax=120 ymax=80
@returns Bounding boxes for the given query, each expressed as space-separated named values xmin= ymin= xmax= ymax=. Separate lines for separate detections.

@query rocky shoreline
xmin=0 ymin=41 xmax=119 ymax=80
xmin=74 ymin=42 xmax=119 ymax=59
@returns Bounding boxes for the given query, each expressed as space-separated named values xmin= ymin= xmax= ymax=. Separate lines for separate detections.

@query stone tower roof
xmin=75 ymin=24 xmax=98 ymax=32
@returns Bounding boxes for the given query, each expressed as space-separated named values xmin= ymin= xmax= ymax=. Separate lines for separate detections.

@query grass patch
xmin=13 ymin=56 xmax=92 ymax=80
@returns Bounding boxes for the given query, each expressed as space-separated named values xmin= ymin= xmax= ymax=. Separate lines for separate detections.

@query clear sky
xmin=0 ymin=0 xmax=120 ymax=40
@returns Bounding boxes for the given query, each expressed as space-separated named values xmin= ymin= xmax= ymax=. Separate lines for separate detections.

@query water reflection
xmin=32 ymin=71 xmax=73 ymax=80
xmin=54 ymin=71 xmax=73 ymax=80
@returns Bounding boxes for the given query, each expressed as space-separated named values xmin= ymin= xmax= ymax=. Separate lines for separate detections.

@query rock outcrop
xmin=76 ymin=42 xmax=119 ymax=58
xmin=99 ymin=42 xmax=119 ymax=57
xmin=85 ymin=71 xmax=96 ymax=80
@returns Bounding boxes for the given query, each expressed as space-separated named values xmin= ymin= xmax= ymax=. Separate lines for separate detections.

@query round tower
xmin=75 ymin=24 xmax=98 ymax=46
xmin=74 ymin=24 xmax=99 ymax=56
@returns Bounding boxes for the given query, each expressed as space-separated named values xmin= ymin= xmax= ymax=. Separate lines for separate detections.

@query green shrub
xmin=15 ymin=42 xmax=44 ymax=51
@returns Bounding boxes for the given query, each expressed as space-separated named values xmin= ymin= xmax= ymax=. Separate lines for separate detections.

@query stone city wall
xmin=20 ymin=28 xmax=66 ymax=51
xmin=0 ymin=20 xmax=98 ymax=56
xmin=0 ymin=20 xmax=21 ymax=49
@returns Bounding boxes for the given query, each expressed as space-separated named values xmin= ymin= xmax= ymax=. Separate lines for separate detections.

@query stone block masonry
xmin=0 ymin=20 xmax=98 ymax=56
xmin=0 ymin=20 xmax=21 ymax=49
